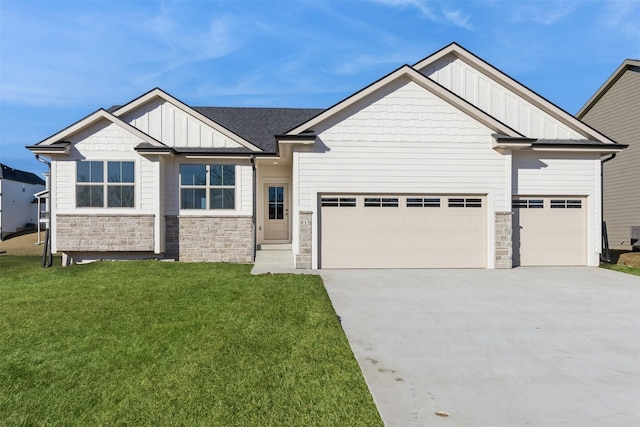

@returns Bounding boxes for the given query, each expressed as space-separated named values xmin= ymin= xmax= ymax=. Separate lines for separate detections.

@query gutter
xmin=35 ymin=155 xmax=53 ymax=268
xmin=250 ymin=155 xmax=257 ymax=261
xmin=600 ymin=154 xmax=617 ymax=263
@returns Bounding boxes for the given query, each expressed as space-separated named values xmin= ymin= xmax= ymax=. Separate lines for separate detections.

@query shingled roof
xmin=193 ymin=107 xmax=324 ymax=152
xmin=0 ymin=163 xmax=45 ymax=186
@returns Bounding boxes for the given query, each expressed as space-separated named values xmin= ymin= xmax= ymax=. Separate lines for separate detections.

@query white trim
xmin=37 ymin=109 xmax=164 ymax=148
xmin=414 ymin=43 xmax=618 ymax=145
xmin=112 ymin=88 xmax=263 ymax=152
xmin=287 ymin=66 xmax=521 ymax=138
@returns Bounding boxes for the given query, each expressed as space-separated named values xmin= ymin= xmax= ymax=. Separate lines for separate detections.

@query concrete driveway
xmin=321 ymin=268 xmax=640 ymax=427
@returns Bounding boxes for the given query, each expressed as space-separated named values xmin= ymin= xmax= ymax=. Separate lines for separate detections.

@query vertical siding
xmin=419 ymin=54 xmax=584 ymax=139
xmin=581 ymin=67 xmax=640 ymax=248
xmin=122 ymin=99 xmax=244 ymax=149
xmin=297 ymin=79 xmax=507 ymax=209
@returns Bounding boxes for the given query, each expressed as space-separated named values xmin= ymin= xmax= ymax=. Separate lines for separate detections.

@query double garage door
xmin=320 ymin=194 xmax=487 ymax=268
xmin=319 ymin=194 xmax=588 ymax=268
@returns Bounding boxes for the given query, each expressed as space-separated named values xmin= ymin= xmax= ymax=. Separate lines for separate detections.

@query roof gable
xmin=414 ymin=43 xmax=619 ymax=145
xmin=286 ymin=64 xmax=522 ymax=138
xmin=112 ymin=88 xmax=263 ymax=152
xmin=577 ymin=59 xmax=640 ymax=119
xmin=28 ymin=109 xmax=166 ymax=154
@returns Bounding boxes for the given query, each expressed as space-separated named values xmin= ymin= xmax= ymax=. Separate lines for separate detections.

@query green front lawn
xmin=0 ymin=257 xmax=382 ymax=426
xmin=600 ymin=263 xmax=640 ymax=277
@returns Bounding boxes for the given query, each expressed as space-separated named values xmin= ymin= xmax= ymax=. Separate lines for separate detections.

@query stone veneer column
xmin=495 ymin=211 xmax=513 ymax=269
xmin=296 ymin=211 xmax=312 ymax=269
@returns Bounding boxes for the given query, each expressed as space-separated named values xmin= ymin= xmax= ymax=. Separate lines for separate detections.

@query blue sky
xmin=1 ymin=0 xmax=639 ymax=175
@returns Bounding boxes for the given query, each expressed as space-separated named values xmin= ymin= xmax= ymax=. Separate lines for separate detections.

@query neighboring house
xmin=27 ymin=43 xmax=626 ymax=268
xmin=0 ymin=163 xmax=46 ymax=240
xmin=577 ymin=59 xmax=640 ymax=250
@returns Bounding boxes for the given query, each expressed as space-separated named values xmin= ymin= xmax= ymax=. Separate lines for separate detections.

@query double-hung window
xmin=180 ymin=164 xmax=235 ymax=210
xmin=76 ymin=161 xmax=134 ymax=208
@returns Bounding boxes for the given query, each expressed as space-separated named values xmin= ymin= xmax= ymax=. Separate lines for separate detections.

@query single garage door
xmin=320 ymin=194 xmax=487 ymax=268
xmin=513 ymin=197 xmax=587 ymax=266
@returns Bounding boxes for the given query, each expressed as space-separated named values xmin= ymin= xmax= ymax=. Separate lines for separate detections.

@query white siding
xmin=419 ymin=54 xmax=583 ymax=140
xmin=296 ymin=79 xmax=507 ymax=269
xmin=512 ymin=151 xmax=599 ymax=195
xmin=512 ymin=150 xmax=601 ymax=266
xmin=54 ymin=120 xmax=154 ymax=215
xmin=0 ymin=179 xmax=44 ymax=236
xmin=296 ymin=79 xmax=507 ymax=209
xmin=122 ymin=99 xmax=243 ymax=149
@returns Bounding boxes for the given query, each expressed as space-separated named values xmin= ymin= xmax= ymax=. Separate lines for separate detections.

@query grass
xmin=600 ymin=263 xmax=640 ymax=277
xmin=0 ymin=257 xmax=382 ymax=426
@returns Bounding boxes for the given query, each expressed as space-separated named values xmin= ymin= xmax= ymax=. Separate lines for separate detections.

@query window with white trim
xmin=180 ymin=164 xmax=235 ymax=210
xmin=76 ymin=161 xmax=134 ymax=208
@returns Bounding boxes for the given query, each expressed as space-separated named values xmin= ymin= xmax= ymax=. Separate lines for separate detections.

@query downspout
xmin=600 ymin=154 xmax=616 ymax=263
xmin=35 ymin=155 xmax=53 ymax=268
xmin=250 ymin=155 xmax=257 ymax=261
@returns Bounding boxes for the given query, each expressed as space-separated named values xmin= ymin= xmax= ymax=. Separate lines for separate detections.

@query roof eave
xmin=26 ymin=141 xmax=71 ymax=155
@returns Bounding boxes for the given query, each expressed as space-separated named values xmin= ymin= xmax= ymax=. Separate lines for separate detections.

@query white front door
xmin=264 ymin=184 xmax=289 ymax=240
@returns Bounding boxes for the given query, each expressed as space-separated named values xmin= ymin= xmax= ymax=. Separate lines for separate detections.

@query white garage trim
xmin=513 ymin=196 xmax=588 ymax=266
xmin=319 ymin=194 xmax=487 ymax=269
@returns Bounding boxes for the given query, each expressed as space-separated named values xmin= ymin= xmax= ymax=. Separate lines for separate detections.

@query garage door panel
xmin=320 ymin=195 xmax=487 ymax=268
xmin=513 ymin=197 xmax=586 ymax=266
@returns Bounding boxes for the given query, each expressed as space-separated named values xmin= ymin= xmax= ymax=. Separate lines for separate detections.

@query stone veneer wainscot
xmin=165 ymin=216 xmax=253 ymax=262
xmin=495 ymin=211 xmax=513 ymax=269
xmin=296 ymin=211 xmax=312 ymax=269
xmin=56 ymin=214 xmax=155 ymax=252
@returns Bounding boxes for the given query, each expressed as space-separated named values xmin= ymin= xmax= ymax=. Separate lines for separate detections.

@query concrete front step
xmin=259 ymin=243 xmax=292 ymax=251
xmin=252 ymin=247 xmax=296 ymax=274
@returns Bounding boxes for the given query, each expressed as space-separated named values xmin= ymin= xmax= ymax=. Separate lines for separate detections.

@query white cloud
xmin=508 ymin=1 xmax=577 ymax=25
xmin=443 ymin=9 xmax=473 ymax=30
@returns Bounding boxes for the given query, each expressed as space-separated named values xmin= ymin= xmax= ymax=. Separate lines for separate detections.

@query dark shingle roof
xmin=0 ymin=163 xmax=46 ymax=185
xmin=193 ymin=107 xmax=324 ymax=152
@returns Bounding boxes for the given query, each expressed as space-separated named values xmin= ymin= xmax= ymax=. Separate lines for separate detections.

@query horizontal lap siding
xmin=513 ymin=151 xmax=599 ymax=195
xmin=420 ymin=54 xmax=583 ymax=140
xmin=297 ymin=80 xmax=506 ymax=209
xmin=581 ymin=68 xmax=640 ymax=247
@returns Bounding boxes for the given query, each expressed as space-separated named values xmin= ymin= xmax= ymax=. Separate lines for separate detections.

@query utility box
xmin=631 ymin=226 xmax=640 ymax=248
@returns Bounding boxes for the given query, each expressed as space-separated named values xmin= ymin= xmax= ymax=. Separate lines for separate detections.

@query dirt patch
xmin=617 ymin=252 xmax=640 ymax=269
xmin=0 ymin=231 xmax=47 ymax=256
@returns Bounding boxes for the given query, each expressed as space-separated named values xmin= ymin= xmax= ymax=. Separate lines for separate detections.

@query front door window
xmin=268 ymin=186 xmax=284 ymax=220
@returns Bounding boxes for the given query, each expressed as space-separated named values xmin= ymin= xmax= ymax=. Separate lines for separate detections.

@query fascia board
xmin=415 ymin=43 xmax=620 ymax=145
xmin=34 ymin=109 xmax=165 ymax=149
xmin=577 ymin=59 xmax=640 ymax=118
xmin=287 ymin=64 xmax=521 ymax=137
xmin=112 ymin=88 xmax=263 ymax=152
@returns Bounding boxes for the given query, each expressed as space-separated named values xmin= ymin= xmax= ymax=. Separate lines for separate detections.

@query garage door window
xmin=551 ymin=199 xmax=582 ymax=209
xmin=512 ymin=199 xmax=543 ymax=209
xmin=364 ymin=197 xmax=399 ymax=207
xmin=407 ymin=197 xmax=440 ymax=207
xmin=321 ymin=197 xmax=357 ymax=207
xmin=448 ymin=198 xmax=482 ymax=208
